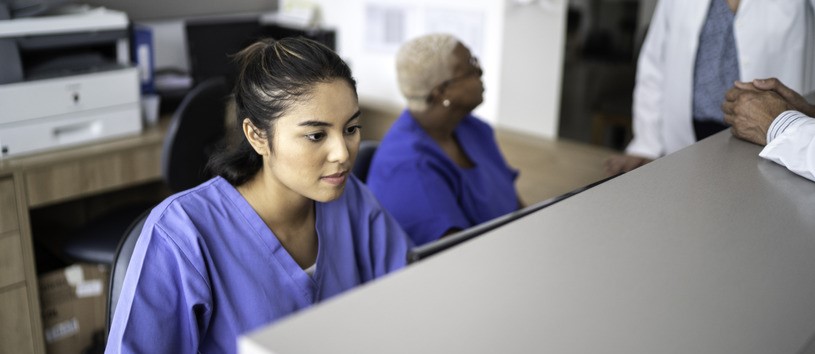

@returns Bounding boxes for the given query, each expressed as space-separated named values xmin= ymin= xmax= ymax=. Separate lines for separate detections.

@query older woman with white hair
xmin=367 ymin=33 xmax=522 ymax=246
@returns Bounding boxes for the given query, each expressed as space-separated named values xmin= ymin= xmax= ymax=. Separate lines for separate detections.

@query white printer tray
xmin=0 ymin=68 xmax=142 ymax=158
xmin=0 ymin=103 xmax=141 ymax=158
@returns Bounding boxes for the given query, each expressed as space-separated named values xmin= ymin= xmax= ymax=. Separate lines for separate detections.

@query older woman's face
xmin=442 ymin=43 xmax=484 ymax=110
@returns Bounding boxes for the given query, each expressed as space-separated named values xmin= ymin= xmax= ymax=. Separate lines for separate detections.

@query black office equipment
xmin=407 ymin=174 xmax=619 ymax=264
xmin=262 ymin=23 xmax=335 ymax=53
xmin=185 ymin=17 xmax=264 ymax=87
xmin=185 ymin=17 xmax=336 ymax=88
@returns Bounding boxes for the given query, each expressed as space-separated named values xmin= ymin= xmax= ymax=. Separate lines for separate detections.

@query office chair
xmin=106 ymin=209 xmax=149 ymax=334
xmin=61 ymin=77 xmax=230 ymax=265
xmin=353 ymin=140 xmax=379 ymax=183
xmin=162 ymin=77 xmax=230 ymax=191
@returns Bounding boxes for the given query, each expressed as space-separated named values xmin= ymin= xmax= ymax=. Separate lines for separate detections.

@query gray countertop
xmin=240 ymin=131 xmax=815 ymax=354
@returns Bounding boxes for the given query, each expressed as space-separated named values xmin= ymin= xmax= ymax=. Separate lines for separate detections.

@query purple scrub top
xmin=367 ymin=110 xmax=519 ymax=246
xmin=105 ymin=175 xmax=410 ymax=354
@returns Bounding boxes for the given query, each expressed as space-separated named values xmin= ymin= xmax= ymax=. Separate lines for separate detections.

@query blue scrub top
xmin=367 ymin=110 xmax=519 ymax=246
xmin=105 ymin=176 xmax=410 ymax=354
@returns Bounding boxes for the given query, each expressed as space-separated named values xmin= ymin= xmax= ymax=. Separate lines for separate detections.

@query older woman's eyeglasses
xmin=443 ymin=56 xmax=482 ymax=87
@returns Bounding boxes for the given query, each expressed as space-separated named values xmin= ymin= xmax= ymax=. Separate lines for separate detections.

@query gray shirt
xmin=693 ymin=0 xmax=740 ymax=123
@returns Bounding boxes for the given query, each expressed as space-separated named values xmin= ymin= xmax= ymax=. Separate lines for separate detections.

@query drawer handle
xmin=53 ymin=121 xmax=102 ymax=142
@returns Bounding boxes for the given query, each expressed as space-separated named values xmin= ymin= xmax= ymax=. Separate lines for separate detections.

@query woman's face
xmin=260 ymin=79 xmax=361 ymax=203
xmin=442 ymin=43 xmax=484 ymax=110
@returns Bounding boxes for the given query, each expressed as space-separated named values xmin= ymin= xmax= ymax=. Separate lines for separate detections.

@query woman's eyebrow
xmin=297 ymin=110 xmax=361 ymax=127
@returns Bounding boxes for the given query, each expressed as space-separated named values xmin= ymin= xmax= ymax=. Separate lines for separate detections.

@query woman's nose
xmin=327 ymin=135 xmax=350 ymax=163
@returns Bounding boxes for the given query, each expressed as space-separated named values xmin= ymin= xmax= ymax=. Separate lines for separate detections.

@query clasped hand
xmin=722 ymin=78 xmax=813 ymax=146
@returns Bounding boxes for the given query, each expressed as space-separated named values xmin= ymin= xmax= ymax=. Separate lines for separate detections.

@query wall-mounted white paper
xmin=365 ymin=3 xmax=407 ymax=53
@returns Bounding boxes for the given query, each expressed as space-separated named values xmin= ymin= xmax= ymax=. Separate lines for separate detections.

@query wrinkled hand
xmin=722 ymin=81 xmax=790 ymax=146
xmin=751 ymin=78 xmax=815 ymax=116
xmin=604 ymin=155 xmax=652 ymax=176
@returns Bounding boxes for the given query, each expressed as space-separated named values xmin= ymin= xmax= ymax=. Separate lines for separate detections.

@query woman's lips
xmin=321 ymin=171 xmax=348 ymax=186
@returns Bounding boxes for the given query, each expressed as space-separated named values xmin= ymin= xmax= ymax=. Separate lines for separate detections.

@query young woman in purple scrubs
xmin=105 ymin=37 xmax=411 ymax=354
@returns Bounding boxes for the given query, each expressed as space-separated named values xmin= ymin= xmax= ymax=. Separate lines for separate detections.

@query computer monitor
xmin=261 ymin=23 xmax=336 ymax=53
xmin=185 ymin=17 xmax=337 ymax=88
xmin=406 ymin=174 xmax=619 ymax=264
xmin=184 ymin=16 xmax=265 ymax=87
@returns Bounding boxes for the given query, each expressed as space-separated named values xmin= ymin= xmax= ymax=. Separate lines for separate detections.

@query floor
xmin=495 ymin=128 xmax=616 ymax=205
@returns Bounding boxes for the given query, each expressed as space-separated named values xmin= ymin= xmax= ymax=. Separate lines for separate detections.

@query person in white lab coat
xmin=605 ymin=0 xmax=815 ymax=175
xmin=722 ymin=78 xmax=815 ymax=182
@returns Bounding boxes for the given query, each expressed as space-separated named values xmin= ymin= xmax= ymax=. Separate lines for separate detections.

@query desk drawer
xmin=0 ymin=178 xmax=18 ymax=233
xmin=0 ymin=234 xmax=25 ymax=288
xmin=25 ymin=143 xmax=162 ymax=208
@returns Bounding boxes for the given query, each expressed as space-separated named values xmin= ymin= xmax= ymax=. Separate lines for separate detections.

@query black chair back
xmin=162 ymin=77 xmax=229 ymax=191
xmin=353 ymin=140 xmax=379 ymax=183
xmin=106 ymin=209 xmax=150 ymax=334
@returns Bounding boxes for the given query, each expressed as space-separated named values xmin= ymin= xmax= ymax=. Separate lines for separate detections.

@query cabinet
xmin=0 ymin=119 xmax=166 ymax=354
xmin=0 ymin=176 xmax=42 ymax=354
xmin=0 ymin=287 xmax=35 ymax=354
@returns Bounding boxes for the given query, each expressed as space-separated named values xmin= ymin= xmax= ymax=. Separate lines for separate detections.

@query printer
xmin=0 ymin=1 xmax=141 ymax=158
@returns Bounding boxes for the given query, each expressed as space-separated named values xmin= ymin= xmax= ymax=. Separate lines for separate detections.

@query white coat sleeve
xmin=625 ymin=0 xmax=670 ymax=159
xmin=759 ymin=111 xmax=815 ymax=182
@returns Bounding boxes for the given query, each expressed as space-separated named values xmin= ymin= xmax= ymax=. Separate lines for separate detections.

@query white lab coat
xmin=627 ymin=0 xmax=815 ymax=159
xmin=761 ymin=112 xmax=815 ymax=182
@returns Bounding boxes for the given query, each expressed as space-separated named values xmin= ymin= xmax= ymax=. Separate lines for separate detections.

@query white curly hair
xmin=395 ymin=33 xmax=460 ymax=112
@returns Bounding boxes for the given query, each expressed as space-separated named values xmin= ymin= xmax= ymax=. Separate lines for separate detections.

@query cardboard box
xmin=39 ymin=263 xmax=109 ymax=354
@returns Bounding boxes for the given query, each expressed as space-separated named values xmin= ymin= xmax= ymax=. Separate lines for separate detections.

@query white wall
xmin=499 ymin=1 xmax=567 ymax=137
xmin=313 ymin=0 xmax=566 ymax=138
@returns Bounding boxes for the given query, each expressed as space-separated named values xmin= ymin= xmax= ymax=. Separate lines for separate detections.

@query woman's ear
xmin=242 ymin=118 xmax=269 ymax=156
xmin=427 ymin=84 xmax=446 ymax=107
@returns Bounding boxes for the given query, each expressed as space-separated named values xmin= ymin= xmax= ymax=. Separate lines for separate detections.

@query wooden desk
xmin=240 ymin=131 xmax=815 ymax=354
xmin=0 ymin=120 xmax=167 ymax=354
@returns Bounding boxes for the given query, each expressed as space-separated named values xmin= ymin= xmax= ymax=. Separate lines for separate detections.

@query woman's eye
xmin=344 ymin=125 xmax=362 ymax=135
xmin=306 ymin=132 xmax=326 ymax=142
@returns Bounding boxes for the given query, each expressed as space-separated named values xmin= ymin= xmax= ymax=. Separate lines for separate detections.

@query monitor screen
xmin=185 ymin=17 xmax=265 ymax=87
xmin=406 ymin=174 xmax=619 ymax=264
xmin=185 ymin=17 xmax=337 ymax=87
